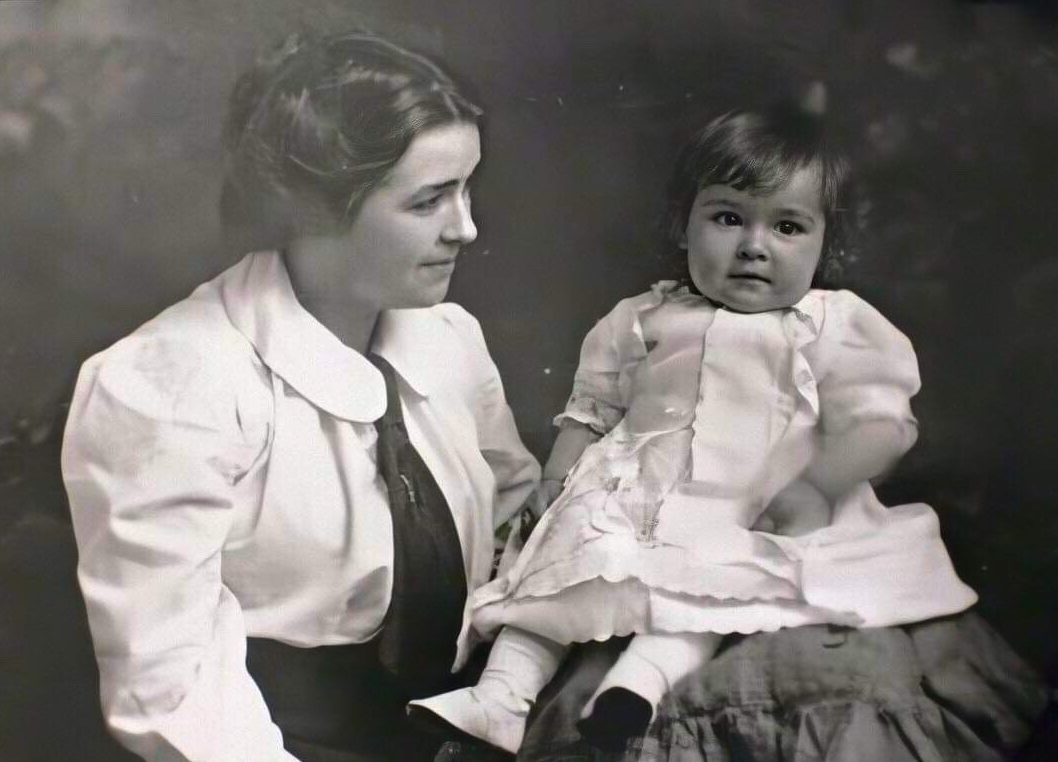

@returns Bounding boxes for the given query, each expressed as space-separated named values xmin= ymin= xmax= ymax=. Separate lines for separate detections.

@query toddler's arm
xmin=540 ymin=419 xmax=599 ymax=504
xmin=803 ymin=419 xmax=913 ymax=503
xmin=807 ymin=291 xmax=921 ymax=504
xmin=756 ymin=418 xmax=911 ymax=535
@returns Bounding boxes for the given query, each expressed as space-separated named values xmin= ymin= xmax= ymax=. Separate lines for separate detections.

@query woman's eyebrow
xmin=410 ymin=176 xmax=474 ymax=197
xmin=418 ymin=179 xmax=459 ymax=194
xmin=402 ymin=181 xmax=453 ymax=200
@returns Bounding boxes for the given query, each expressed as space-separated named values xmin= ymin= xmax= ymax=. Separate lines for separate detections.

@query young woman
xmin=61 ymin=31 xmax=539 ymax=762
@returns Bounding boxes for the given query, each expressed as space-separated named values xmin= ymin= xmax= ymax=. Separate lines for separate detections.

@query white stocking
xmin=477 ymin=626 xmax=567 ymax=711
xmin=582 ymin=631 xmax=722 ymax=719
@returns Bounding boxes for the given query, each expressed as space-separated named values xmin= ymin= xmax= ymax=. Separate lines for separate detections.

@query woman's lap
xmin=511 ymin=611 xmax=1048 ymax=762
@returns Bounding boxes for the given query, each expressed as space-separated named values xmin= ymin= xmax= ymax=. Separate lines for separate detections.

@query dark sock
xmin=576 ymin=687 xmax=653 ymax=752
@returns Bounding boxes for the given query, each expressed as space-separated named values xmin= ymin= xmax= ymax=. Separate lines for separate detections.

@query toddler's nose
xmin=737 ymin=228 xmax=768 ymax=260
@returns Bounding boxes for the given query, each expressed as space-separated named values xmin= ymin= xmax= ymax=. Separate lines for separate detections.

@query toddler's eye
xmin=776 ymin=220 xmax=805 ymax=235
xmin=712 ymin=211 xmax=741 ymax=227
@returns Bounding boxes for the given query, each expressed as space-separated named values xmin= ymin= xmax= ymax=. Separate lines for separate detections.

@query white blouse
xmin=61 ymin=250 xmax=540 ymax=762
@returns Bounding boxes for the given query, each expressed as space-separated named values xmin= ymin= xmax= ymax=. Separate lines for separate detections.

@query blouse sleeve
xmin=553 ymin=302 xmax=632 ymax=435
xmin=61 ymin=335 xmax=295 ymax=762
xmin=439 ymin=304 xmax=541 ymax=529
xmin=816 ymin=291 xmax=921 ymax=453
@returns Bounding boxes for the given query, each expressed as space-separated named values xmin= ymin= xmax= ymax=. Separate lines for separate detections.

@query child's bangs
xmin=699 ymin=142 xmax=813 ymax=197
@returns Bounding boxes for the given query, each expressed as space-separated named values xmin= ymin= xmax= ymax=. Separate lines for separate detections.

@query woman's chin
xmin=390 ymin=285 xmax=451 ymax=310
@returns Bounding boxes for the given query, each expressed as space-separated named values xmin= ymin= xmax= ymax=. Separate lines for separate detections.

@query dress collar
xmin=216 ymin=250 xmax=437 ymax=423
xmin=788 ymin=289 xmax=825 ymax=336
xmin=652 ymin=279 xmax=826 ymax=334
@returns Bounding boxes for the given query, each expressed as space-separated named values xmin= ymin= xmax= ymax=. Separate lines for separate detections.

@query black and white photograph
xmin=1 ymin=1 xmax=1056 ymax=760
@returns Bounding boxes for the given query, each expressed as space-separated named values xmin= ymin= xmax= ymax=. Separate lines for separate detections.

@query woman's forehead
xmin=381 ymin=123 xmax=481 ymax=193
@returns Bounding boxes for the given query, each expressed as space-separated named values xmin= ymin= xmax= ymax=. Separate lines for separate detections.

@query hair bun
xmin=223 ymin=32 xmax=319 ymax=152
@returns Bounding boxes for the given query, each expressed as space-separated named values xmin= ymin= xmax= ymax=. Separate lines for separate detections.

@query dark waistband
xmin=245 ymin=637 xmax=406 ymax=752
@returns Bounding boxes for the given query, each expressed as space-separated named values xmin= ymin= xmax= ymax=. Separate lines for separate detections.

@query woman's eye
xmin=776 ymin=220 xmax=805 ymax=235
xmin=411 ymin=195 xmax=442 ymax=213
xmin=712 ymin=211 xmax=741 ymax=227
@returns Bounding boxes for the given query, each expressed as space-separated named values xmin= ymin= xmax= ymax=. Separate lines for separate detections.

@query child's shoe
xmin=408 ymin=686 xmax=529 ymax=754
xmin=577 ymin=687 xmax=653 ymax=752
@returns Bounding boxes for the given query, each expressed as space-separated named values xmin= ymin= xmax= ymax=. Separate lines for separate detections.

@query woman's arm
xmin=62 ymin=339 xmax=295 ymax=762
xmin=442 ymin=304 xmax=541 ymax=527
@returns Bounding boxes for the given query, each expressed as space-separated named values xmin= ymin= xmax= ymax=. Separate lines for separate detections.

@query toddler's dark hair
xmin=220 ymin=30 xmax=482 ymax=250
xmin=661 ymin=104 xmax=851 ymax=288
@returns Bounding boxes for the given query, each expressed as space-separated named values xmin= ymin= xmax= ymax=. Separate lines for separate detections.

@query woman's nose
xmin=737 ymin=227 xmax=768 ymax=260
xmin=441 ymin=194 xmax=477 ymax=244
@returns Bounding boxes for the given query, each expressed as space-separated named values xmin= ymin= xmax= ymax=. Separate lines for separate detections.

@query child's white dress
xmin=470 ymin=283 xmax=977 ymax=649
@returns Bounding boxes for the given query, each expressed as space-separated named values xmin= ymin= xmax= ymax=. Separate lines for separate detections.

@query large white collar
xmin=216 ymin=250 xmax=442 ymax=423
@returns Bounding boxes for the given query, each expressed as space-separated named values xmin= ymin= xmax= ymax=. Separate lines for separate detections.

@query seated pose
xmin=61 ymin=31 xmax=539 ymax=761
xmin=411 ymin=103 xmax=978 ymax=754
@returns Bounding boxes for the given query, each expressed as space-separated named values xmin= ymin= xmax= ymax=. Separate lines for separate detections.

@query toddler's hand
xmin=760 ymin=479 xmax=831 ymax=536
xmin=750 ymin=512 xmax=777 ymax=533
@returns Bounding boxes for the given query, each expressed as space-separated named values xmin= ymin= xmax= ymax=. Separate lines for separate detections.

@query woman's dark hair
xmin=661 ymin=103 xmax=852 ymax=288
xmin=220 ymin=30 xmax=482 ymax=249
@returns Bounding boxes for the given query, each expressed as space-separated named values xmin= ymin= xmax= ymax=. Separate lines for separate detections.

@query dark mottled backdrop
xmin=1 ymin=1 xmax=1056 ymax=759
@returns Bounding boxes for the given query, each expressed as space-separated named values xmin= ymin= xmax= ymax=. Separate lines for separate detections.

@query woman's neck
xmin=295 ymin=293 xmax=379 ymax=356
xmin=281 ymin=245 xmax=379 ymax=356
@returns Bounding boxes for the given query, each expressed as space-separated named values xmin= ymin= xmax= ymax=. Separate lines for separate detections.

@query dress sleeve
xmin=61 ymin=336 xmax=295 ymax=762
xmin=816 ymin=291 xmax=921 ymax=452
xmin=553 ymin=302 xmax=631 ymax=435
xmin=439 ymin=304 xmax=541 ymax=529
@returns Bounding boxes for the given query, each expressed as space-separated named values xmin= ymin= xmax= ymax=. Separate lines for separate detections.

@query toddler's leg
xmin=408 ymin=626 xmax=566 ymax=753
xmin=578 ymin=632 xmax=722 ymax=751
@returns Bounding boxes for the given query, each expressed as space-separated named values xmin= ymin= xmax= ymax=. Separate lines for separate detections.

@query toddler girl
xmin=411 ymin=104 xmax=977 ymax=753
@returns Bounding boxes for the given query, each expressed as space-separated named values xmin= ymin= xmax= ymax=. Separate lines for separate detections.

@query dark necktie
xmin=368 ymin=353 xmax=468 ymax=697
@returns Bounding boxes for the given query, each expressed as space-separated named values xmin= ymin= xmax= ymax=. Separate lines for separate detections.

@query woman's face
xmin=290 ymin=122 xmax=481 ymax=312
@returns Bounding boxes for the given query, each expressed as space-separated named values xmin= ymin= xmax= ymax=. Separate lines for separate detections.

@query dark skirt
xmin=246 ymin=636 xmax=467 ymax=762
xmin=510 ymin=612 xmax=1050 ymax=762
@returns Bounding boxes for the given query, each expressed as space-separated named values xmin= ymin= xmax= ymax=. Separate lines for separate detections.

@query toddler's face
xmin=682 ymin=164 xmax=825 ymax=313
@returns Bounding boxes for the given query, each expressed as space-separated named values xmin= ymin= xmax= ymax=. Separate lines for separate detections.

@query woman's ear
xmin=678 ymin=231 xmax=688 ymax=250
